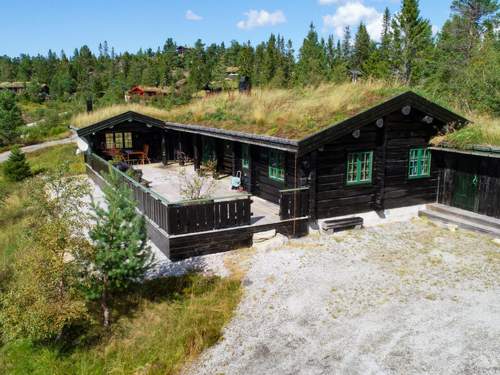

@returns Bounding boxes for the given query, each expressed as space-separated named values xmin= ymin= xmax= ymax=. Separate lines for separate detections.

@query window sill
xmin=346 ymin=180 xmax=372 ymax=186
xmin=408 ymin=175 xmax=431 ymax=180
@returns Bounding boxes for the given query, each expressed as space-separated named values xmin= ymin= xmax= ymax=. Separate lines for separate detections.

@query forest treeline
xmin=0 ymin=0 xmax=498 ymax=114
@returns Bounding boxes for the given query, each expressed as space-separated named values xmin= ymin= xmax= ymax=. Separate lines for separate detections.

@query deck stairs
xmin=419 ymin=203 xmax=500 ymax=237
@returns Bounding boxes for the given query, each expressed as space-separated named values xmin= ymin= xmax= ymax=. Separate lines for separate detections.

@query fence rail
xmin=167 ymin=196 xmax=252 ymax=235
xmin=85 ymin=153 xmax=170 ymax=232
xmin=85 ymin=152 xmax=252 ymax=236
xmin=279 ymin=187 xmax=310 ymax=220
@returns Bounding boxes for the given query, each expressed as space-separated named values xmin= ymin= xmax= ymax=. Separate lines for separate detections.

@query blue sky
xmin=1 ymin=0 xmax=454 ymax=57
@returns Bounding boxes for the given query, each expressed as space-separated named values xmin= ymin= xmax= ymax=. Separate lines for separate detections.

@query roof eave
xmin=296 ymin=91 xmax=469 ymax=157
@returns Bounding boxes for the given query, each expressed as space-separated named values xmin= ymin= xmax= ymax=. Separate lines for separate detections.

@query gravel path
xmin=0 ymin=134 xmax=76 ymax=163
xmin=187 ymin=220 xmax=500 ymax=375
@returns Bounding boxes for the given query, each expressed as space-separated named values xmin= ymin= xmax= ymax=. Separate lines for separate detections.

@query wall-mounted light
xmin=146 ymin=124 xmax=152 ymax=128
xmin=352 ymin=129 xmax=361 ymax=139
xmin=402 ymin=105 xmax=411 ymax=115
xmin=376 ymin=118 xmax=384 ymax=128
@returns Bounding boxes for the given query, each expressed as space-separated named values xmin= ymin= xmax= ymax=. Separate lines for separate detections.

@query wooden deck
xmin=136 ymin=163 xmax=281 ymax=226
xmin=85 ymin=154 xmax=308 ymax=261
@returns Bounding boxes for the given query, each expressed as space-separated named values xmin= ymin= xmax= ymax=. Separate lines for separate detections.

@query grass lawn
xmin=0 ymin=144 xmax=85 ymax=268
xmin=0 ymin=144 xmax=242 ymax=375
xmin=0 ymin=274 xmax=241 ymax=375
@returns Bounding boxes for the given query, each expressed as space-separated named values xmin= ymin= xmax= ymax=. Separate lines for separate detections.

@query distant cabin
xmin=125 ymin=86 xmax=170 ymax=102
xmin=0 ymin=81 xmax=49 ymax=98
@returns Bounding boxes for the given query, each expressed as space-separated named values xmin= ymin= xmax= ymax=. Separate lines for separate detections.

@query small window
xmin=346 ymin=151 xmax=373 ymax=185
xmin=242 ymin=144 xmax=250 ymax=170
xmin=123 ymin=132 xmax=133 ymax=148
xmin=105 ymin=133 xmax=114 ymax=149
xmin=268 ymin=150 xmax=285 ymax=182
xmin=114 ymin=132 xmax=123 ymax=149
xmin=408 ymin=148 xmax=431 ymax=178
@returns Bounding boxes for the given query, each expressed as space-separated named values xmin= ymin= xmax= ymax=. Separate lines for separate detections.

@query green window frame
xmin=242 ymin=144 xmax=250 ymax=170
xmin=268 ymin=150 xmax=285 ymax=182
xmin=408 ymin=148 xmax=431 ymax=178
xmin=346 ymin=151 xmax=373 ymax=185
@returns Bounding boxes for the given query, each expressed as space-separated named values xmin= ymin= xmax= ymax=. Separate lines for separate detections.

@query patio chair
xmin=127 ymin=144 xmax=151 ymax=165
xmin=103 ymin=147 xmax=125 ymax=162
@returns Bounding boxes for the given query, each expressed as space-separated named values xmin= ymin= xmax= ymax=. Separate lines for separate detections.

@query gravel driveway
xmin=187 ymin=219 xmax=500 ymax=375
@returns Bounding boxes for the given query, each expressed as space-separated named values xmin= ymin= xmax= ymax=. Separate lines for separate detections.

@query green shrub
xmin=3 ymin=146 xmax=31 ymax=182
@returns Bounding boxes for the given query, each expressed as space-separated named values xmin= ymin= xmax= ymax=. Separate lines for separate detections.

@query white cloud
xmin=431 ymin=25 xmax=440 ymax=36
xmin=237 ymin=9 xmax=286 ymax=30
xmin=318 ymin=0 xmax=342 ymax=4
xmin=185 ymin=10 xmax=203 ymax=21
xmin=322 ymin=1 xmax=384 ymax=41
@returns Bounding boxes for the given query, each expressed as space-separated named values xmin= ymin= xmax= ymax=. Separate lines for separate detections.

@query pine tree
xmin=451 ymin=0 xmax=499 ymax=58
xmin=380 ymin=7 xmax=392 ymax=55
xmin=342 ymin=26 xmax=352 ymax=63
xmin=353 ymin=22 xmax=372 ymax=71
xmin=82 ymin=171 xmax=153 ymax=326
xmin=391 ymin=0 xmax=433 ymax=84
xmin=295 ymin=23 xmax=328 ymax=86
xmin=3 ymin=145 xmax=31 ymax=181
xmin=365 ymin=8 xmax=392 ymax=79
xmin=0 ymin=91 xmax=24 ymax=146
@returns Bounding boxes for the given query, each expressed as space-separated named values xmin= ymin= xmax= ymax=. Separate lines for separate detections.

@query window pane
xmin=114 ymin=132 xmax=123 ymax=149
xmin=409 ymin=148 xmax=431 ymax=178
xmin=347 ymin=151 xmax=372 ymax=184
xmin=124 ymin=132 xmax=133 ymax=148
xmin=242 ymin=144 xmax=249 ymax=169
xmin=105 ymin=133 xmax=114 ymax=149
xmin=268 ymin=150 xmax=284 ymax=181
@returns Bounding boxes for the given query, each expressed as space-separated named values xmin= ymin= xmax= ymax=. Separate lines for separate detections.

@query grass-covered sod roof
xmin=72 ymin=81 xmax=409 ymax=140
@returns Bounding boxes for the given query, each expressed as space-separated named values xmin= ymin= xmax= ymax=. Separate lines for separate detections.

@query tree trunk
xmin=101 ymin=277 xmax=110 ymax=327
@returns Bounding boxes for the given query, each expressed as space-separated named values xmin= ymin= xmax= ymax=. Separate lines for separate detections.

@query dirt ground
xmin=186 ymin=219 xmax=500 ymax=375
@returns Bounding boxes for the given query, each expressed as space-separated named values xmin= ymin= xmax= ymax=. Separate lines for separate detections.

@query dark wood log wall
xmin=435 ymin=150 xmax=500 ymax=219
xmin=250 ymin=145 xmax=296 ymax=204
xmin=169 ymin=217 xmax=309 ymax=261
xmin=220 ymin=140 xmax=235 ymax=175
xmin=313 ymin=108 xmax=444 ymax=219
xmin=90 ymin=121 xmax=163 ymax=161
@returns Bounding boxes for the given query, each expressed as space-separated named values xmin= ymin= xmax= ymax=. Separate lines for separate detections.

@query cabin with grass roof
xmin=75 ymin=89 xmax=485 ymax=260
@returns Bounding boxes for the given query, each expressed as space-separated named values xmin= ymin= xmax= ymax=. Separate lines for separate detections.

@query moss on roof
xmin=72 ymin=81 xmax=410 ymax=139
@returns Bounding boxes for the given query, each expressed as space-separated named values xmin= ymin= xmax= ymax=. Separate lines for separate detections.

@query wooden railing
xmin=85 ymin=152 xmax=252 ymax=236
xmin=85 ymin=153 xmax=170 ymax=232
xmin=167 ymin=195 xmax=252 ymax=235
xmin=279 ymin=187 xmax=310 ymax=220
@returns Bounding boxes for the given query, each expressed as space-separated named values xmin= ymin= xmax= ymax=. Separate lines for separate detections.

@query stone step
xmin=419 ymin=209 xmax=500 ymax=237
xmin=425 ymin=203 xmax=500 ymax=230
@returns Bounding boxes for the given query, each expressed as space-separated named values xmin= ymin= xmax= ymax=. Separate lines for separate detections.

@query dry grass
xmin=433 ymin=113 xmax=500 ymax=149
xmin=72 ymin=80 xmax=408 ymax=139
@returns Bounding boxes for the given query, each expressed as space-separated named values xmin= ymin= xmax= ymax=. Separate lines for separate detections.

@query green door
xmin=451 ymin=172 xmax=479 ymax=212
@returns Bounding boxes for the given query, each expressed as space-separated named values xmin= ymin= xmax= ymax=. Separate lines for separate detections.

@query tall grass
xmin=72 ymin=80 xmax=408 ymax=139
xmin=0 ymin=274 xmax=242 ymax=375
xmin=440 ymin=114 xmax=500 ymax=149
